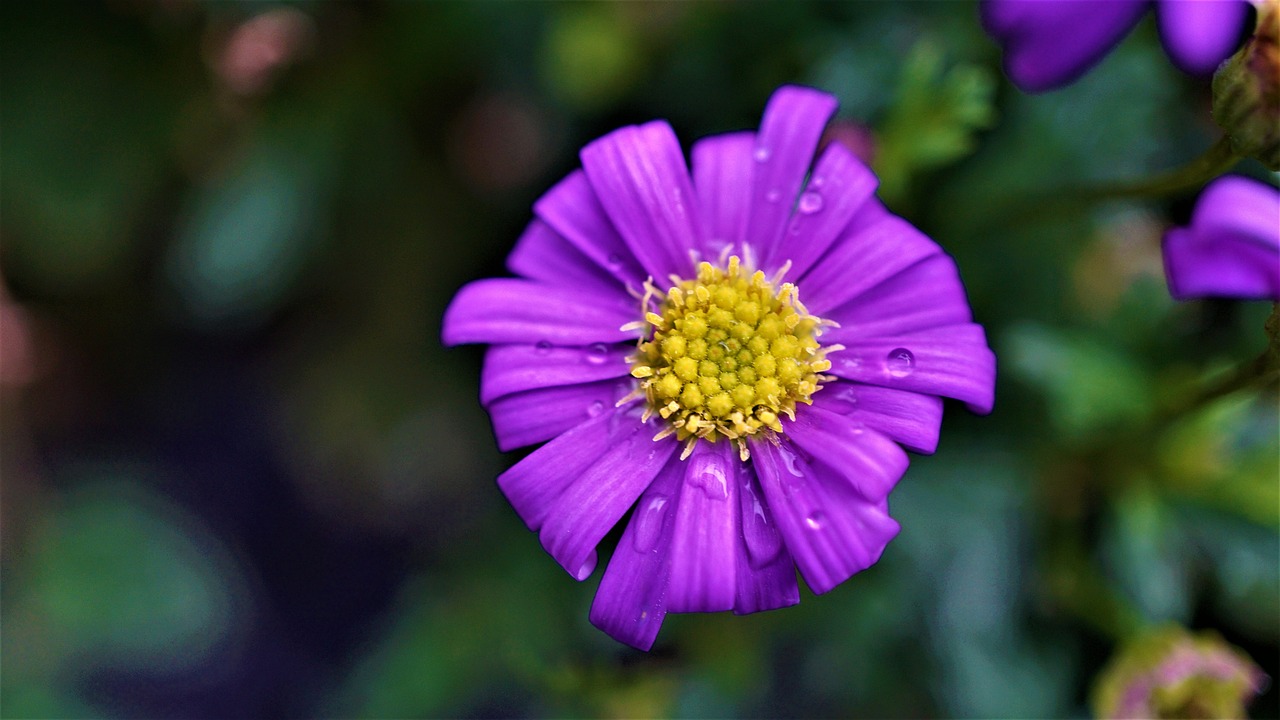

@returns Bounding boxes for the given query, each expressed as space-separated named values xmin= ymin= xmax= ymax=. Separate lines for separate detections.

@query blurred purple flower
xmin=1163 ymin=175 xmax=1280 ymax=301
xmin=442 ymin=85 xmax=996 ymax=650
xmin=982 ymin=0 xmax=1251 ymax=92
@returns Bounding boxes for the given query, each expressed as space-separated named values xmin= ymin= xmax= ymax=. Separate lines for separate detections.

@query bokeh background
xmin=2 ymin=1 xmax=1277 ymax=717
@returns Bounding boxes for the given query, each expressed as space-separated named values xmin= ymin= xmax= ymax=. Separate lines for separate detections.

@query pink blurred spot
xmin=216 ymin=8 xmax=315 ymax=97
xmin=820 ymin=119 xmax=877 ymax=167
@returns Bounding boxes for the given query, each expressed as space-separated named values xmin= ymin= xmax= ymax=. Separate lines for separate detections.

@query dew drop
xmin=753 ymin=147 xmax=771 ymax=162
xmin=586 ymin=400 xmax=605 ymax=417
xmin=885 ymin=348 xmax=915 ymax=378
xmin=797 ymin=191 xmax=824 ymax=214
xmin=804 ymin=512 xmax=826 ymax=531
xmin=585 ymin=343 xmax=609 ymax=364
xmin=741 ymin=479 xmax=782 ymax=567
xmin=688 ymin=454 xmax=729 ymax=501
xmin=633 ymin=494 xmax=669 ymax=553
xmin=535 ymin=340 xmax=553 ymax=355
xmin=778 ymin=445 xmax=805 ymax=478
xmin=811 ymin=176 xmax=825 ymax=188
xmin=574 ymin=551 xmax=597 ymax=580
xmin=765 ymin=188 xmax=782 ymax=203
xmin=606 ymin=253 xmax=624 ymax=269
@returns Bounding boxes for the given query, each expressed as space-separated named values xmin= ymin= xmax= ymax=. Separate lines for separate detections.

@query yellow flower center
xmin=628 ymin=255 xmax=837 ymax=460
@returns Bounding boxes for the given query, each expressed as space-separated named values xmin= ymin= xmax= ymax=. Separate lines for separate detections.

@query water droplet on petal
xmin=633 ymin=494 xmax=669 ymax=553
xmin=765 ymin=188 xmax=782 ymax=203
xmin=586 ymin=400 xmax=605 ymax=417
xmin=811 ymin=176 xmax=825 ymax=188
xmin=804 ymin=512 xmax=826 ymax=531
xmin=798 ymin=191 xmax=824 ymax=214
xmin=741 ymin=477 xmax=782 ymax=567
xmin=753 ymin=147 xmax=771 ymax=162
xmin=585 ymin=343 xmax=609 ymax=364
xmin=885 ymin=348 xmax=915 ymax=378
xmin=606 ymin=253 xmax=624 ymax=269
xmin=574 ymin=551 xmax=597 ymax=580
xmin=778 ymin=445 xmax=805 ymax=478
xmin=688 ymin=453 xmax=729 ymax=501
xmin=535 ymin=341 xmax=553 ymax=355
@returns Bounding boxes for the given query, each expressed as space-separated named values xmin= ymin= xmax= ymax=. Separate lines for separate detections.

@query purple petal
xmin=588 ymin=458 xmax=684 ymax=651
xmin=798 ymin=214 xmax=942 ymax=317
xmin=785 ymin=405 xmax=910 ymax=504
xmin=819 ymin=254 xmax=974 ymax=339
xmin=536 ymin=406 xmax=680 ymax=579
xmin=773 ymin=141 xmax=879 ymax=280
xmin=733 ymin=461 xmax=800 ymax=614
xmin=507 ymin=219 xmax=630 ymax=301
xmin=498 ymin=407 xmax=625 ymax=533
xmin=747 ymin=86 xmax=839 ymax=268
xmin=1163 ymin=177 xmax=1280 ymax=301
xmin=441 ymin=278 xmax=638 ymax=347
xmin=666 ymin=441 xmax=739 ymax=613
xmin=1156 ymin=0 xmax=1249 ymax=75
xmin=814 ymin=381 xmax=945 ymax=455
xmin=486 ymin=378 xmax=635 ymax=452
xmin=827 ymin=324 xmax=997 ymax=414
xmin=533 ymin=170 xmax=647 ymax=289
xmin=692 ymin=131 xmax=756 ymax=257
xmin=580 ymin=121 xmax=704 ymax=281
xmin=749 ymin=437 xmax=900 ymax=595
xmin=982 ymin=0 xmax=1148 ymax=92
xmin=479 ymin=342 xmax=632 ymax=404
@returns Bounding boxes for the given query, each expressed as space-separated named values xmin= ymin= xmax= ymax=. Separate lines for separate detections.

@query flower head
xmin=982 ymin=0 xmax=1251 ymax=93
xmin=1092 ymin=626 xmax=1268 ymax=719
xmin=443 ymin=85 xmax=996 ymax=650
xmin=1162 ymin=175 xmax=1280 ymax=301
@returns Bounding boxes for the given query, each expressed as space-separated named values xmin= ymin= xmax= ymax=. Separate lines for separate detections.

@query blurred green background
xmin=1 ymin=1 xmax=1276 ymax=717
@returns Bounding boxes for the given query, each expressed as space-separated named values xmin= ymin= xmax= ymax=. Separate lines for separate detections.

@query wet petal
xmin=773 ymin=141 xmax=879 ymax=280
xmin=479 ymin=342 xmax=632 ymax=404
xmin=826 ymin=323 xmax=998 ymax=414
xmin=982 ymin=0 xmax=1148 ymax=92
xmin=536 ymin=407 xmax=680 ymax=579
xmin=747 ymin=86 xmax=839 ymax=267
xmin=666 ymin=441 xmax=739 ymax=613
xmin=814 ymin=381 xmax=945 ymax=455
xmin=733 ymin=462 xmax=800 ymax=614
xmin=750 ymin=438 xmax=900 ymax=595
xmin=785 ymin=405 xmax=910 ymax=504
xmin=441 ymin=278 xmax=638 ymax=347
xmin=580 ymin=120 xmax=704 ymax=281
xmin=1156 ymin=0 xmax=1249 ymax=75
xmin=533 ymin=170 xmax=648 ymax=289
xmin=799 ymin=214 xmax=941 ymax=317
xmin=498 ymin=407 xmax=624 ymax=533
xmin=486 ymin=378 xmax=635 ymax=452
xmin=589 ymin=458 xmax=684 ymax=651
xmin=507 ymin=219 xmax=630 ymax=301
xmin=692 ymin=131 xmax=756 ymax=258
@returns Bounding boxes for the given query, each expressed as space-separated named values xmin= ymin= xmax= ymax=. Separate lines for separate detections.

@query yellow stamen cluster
xmin=627 ymin=256 xmax=837 ymax=460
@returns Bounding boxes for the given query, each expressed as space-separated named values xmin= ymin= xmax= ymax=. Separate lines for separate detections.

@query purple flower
xmin=982 ymin=0 xmax=1251 ymax=92
xmin=442 ymin=85 xmax=996 ymax=650
xmin=1163 ymin=175 xmax=1280 ymax=301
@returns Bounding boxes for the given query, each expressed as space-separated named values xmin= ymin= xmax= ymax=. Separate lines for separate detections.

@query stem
xmin=1078 ymin=136 xmax=1242 ymax=201
xmin=1159 ymin=303 xmax=1280 ymax=422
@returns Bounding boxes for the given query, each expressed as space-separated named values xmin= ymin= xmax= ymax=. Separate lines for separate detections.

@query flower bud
xmin=1092 ymin=626 xmax=1268 ymax=720
xmin=1213 ymin=0 xmax=1280 ymax=170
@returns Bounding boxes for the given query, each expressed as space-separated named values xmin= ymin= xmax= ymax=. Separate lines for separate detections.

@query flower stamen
xmin=630 ymin=255 xmax=836 ymax=460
